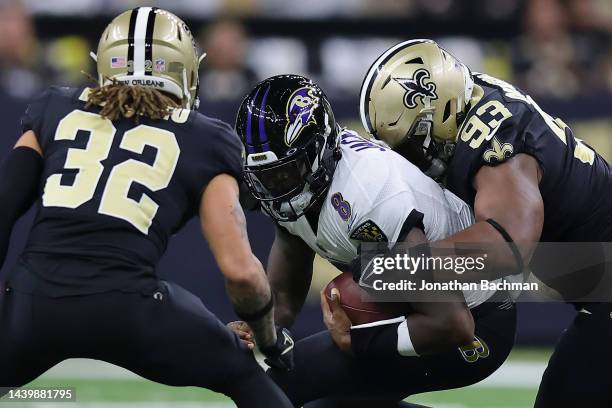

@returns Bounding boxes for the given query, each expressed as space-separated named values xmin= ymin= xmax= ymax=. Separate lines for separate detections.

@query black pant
xmin=269 ymin=298 xmax=517 ymax=407
xmin=0 ymin=281 xmax=292 ymax=408
xmin=535 ymin=303 xmax=612 ymax=407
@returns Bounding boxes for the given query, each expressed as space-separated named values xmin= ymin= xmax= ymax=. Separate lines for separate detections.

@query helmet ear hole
xmin=442 ymin=100 xmax=452 ymax=122
xmin=405 ymin=57 xmax=424 ymax=64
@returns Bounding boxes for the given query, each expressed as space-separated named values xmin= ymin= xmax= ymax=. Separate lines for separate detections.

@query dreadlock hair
xmin=85 ymin=79 xmax=180 ymax=122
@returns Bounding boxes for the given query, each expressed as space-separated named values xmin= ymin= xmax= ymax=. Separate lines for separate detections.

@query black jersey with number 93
xmin=446 ymin=73 xmax=612 ymax=242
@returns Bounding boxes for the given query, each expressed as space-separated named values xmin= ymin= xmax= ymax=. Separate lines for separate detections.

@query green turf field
xmin=1 ymin=348 xmax=551 ymax=408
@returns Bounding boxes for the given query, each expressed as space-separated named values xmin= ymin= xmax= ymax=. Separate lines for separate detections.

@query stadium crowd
xmin=1 ymin=0 xmax=612 ymax=102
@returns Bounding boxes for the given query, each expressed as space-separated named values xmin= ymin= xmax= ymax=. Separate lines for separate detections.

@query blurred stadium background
xmin=1 ymin=0 xmax=611 ymax=406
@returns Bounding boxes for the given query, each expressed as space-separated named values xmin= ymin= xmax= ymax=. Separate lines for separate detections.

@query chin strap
xmin=278 ymin=191 xmax=313 ymax=216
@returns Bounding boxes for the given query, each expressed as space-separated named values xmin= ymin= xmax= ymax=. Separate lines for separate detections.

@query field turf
xmin=2 ymin=348 xmax=551 ymax=408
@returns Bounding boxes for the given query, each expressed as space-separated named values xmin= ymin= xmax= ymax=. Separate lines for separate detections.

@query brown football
xmin=324 ymin=272 xmax=411 ymax=325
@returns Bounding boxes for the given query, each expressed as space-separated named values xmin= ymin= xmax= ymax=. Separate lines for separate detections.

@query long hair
xmin=85 ymin=79 xmax=180 ymax=122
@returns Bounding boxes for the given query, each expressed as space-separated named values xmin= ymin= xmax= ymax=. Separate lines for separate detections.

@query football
xmin=324 ymin=272 xmax=412 ymax=325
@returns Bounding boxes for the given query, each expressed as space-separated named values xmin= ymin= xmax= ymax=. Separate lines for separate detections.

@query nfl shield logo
xmin=154 ymin=58 xmax=166 ymax=72
xmin=111 ymin=57 xmax=126 ymax=68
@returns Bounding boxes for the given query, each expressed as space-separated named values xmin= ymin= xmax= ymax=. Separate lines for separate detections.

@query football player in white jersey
xmin=231 ymin=75 xmax=517 ymax=407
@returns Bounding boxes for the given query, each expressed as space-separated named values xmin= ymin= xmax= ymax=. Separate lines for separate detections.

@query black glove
xmin=260 ymin=327 xmax=295 ymax=371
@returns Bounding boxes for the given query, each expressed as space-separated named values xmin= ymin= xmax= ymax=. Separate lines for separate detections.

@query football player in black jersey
xmin=0 ymin=8 xmax=293 ymax=407
xmin=360 ymin=39 xmax=612 ymax=407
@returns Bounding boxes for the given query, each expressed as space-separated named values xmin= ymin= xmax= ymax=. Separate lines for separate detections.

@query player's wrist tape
xmin=397 ymin=319 xmax=418 ymax=356
xmin=235 ymin=296 xmax=274 ymax=322
xmin=350 ymin=316 xmax=419 ymax=357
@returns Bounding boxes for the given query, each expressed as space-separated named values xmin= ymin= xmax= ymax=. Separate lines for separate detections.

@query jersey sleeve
xmin=184 ymin=115 xmax=244 ymax=201
xmin=349 ymin=192 xmax=425 ymax=244
xmin=208 ymin=119 xmax=244 ymax=181
xmin=455 ymin=97 xmax=531 ymax=181
xmin=20 ymin=88 xmax=53 ymax=136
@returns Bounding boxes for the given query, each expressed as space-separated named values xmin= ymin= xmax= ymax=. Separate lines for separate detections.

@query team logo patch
xmin=285 ymin=87 xmax=319 ymax=146
xmin=154 ymin=58 xmax=166 ymax=72
xmin=331 ymin=192 xmax=351 ymax=221
xmin=350 ymin=220 xmax=388 ymax=242
xmin=110 ymin=56 xmax=127 ymax=69
xmin=393 ymin=68 xmax=438 ymax=109
xmin=459 ymin=335 xmax=490 ymax=363
xmin=483 ymin=136 xmax=514 ymax=163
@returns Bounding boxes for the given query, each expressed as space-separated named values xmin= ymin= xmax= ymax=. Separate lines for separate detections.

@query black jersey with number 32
xmin=10 ymin=86 xmax=242 ymax=295
xmin=446 ymin=73 xmax=612 ymax=242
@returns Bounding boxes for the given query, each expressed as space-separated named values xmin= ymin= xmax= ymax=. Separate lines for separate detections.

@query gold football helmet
xmin=359 ymin=39 xmax=475 ymax=177
xmin=92 ymin=7 xmax=204 ymax=109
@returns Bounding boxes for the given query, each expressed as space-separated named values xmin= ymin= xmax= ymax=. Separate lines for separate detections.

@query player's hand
xmin=321 ymin=288 xmax=352 ymax=354
xmin=260 ymin=327 xmax=295 ymax=371
xmin=227 ymin=321 xmax=255 ymax=350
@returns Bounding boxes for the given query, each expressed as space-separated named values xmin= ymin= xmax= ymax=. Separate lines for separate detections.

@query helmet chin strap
xmin=279 ymin=190 xmax=314 ymax=217
xmin=419 ymin=97 xmax=450 ymax=180
xmin=191 ymin=52 xmax=206 ymax=110
xmin=182 ymin=68 xmax=191 ymax=109
xmin=418 ymin=97 xmax=435 ymax=152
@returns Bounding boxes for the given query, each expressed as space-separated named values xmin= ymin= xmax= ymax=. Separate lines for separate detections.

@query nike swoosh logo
xmin=280 ymin=332 xmax=294 ymax=355
xmin=359 ymin=255 xmax=383 ymax=288
xmin=486 ymin=122 xmax=503 ymax=142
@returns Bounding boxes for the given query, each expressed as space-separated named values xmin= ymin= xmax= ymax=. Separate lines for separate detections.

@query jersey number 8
xmin=43 ymin=110 xmax=180 ymax=234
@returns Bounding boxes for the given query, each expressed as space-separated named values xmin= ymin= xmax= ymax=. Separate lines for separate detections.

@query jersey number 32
xmin=43 ymin=110 xmax=180 ymax=234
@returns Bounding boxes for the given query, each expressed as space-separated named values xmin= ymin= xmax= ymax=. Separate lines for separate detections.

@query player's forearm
xmin=224 ymin=256 xmax=277 ymax=347
xmin=267 ymin=228 xmax=314 ymax=328
xmin=432 ymin=221 xmax=537 ymax=281
xmin=350 ymin=300 xmax=474 ymax=357
xmin=272 ymin=290 xmax=304 ymax=328
xmin=200 ymin=175 xmax=279 ymax=347
xmin=405 ymin=304 xmax=475 ymax=354
xmin=432 ymin=153 xmax=542 ymax=281
xmin=268 ymin=263 xmax=313 ymax=327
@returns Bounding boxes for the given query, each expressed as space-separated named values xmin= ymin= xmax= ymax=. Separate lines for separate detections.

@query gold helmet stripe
xmin=132 ymin=7 xmax=154 ymax=76
xmin=359 ymin=39 xmax=432 ymax=137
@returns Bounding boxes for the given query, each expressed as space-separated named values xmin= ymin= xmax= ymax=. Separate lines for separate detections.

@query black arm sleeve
xmin=0 ymin=147 xmax=43 ymax=269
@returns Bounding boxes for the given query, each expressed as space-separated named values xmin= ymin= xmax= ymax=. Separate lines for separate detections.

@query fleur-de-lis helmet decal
xmin=359 ymin=39 xmax=475 ymax=180
xmin=393 ymin=68 xmax=438 ymax=109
